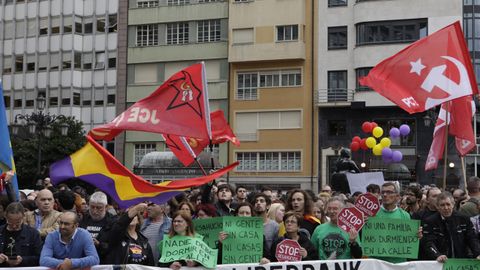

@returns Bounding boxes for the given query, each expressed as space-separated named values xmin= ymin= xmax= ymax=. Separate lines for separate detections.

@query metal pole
xmin=461 ymin=156 xmax=468 ymax=195
xmin=442 ymin=104 xmax=449 ymax=190
xmin=37 ymin=134 xmax=42 ymax=177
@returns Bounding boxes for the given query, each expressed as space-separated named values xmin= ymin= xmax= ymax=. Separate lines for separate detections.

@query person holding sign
xmin=373 ymin=182 xmax=421 ymax=263
xmin=423 ymin=192 xmax=480 ymax=262
xmin=262 ymin=211 xmax=318 ymax=263
xmin=158 ymin=212 xmax=202 ymax=269
xmin=311 ymin=197 xmax=362 ymax=260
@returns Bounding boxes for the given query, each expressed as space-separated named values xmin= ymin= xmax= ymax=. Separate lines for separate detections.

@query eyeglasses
xmin=382 ymin=190 xmax=396 ymax=195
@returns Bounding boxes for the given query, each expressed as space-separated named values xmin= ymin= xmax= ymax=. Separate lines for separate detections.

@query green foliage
xmin=11 ymin=116 xmax=86 ymax=188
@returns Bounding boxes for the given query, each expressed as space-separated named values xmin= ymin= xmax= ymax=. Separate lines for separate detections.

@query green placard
xmin=362 ymin=217 xmax=420 ymax=259
xmin=159 ymin=235 xmax=218 ymax=269
xmin=443 ymin=259 xmax=480 ymax=270
xmin=221 ymin=216 xmax=263 ymax=264
xmin=193 ymin=217 xmax=224 ymax=249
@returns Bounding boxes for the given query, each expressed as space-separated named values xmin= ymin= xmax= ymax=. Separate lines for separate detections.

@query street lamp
xmin=11 ymin=96 xmax=69 ymax=177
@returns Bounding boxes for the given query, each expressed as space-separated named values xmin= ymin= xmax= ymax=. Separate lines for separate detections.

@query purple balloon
xmin=383 ymin=155 xmax=392 ymax=164
xmin=389 ymin=127 xmax=400 ymax=138
xmin=382 ymin=147 xmax=393 ymax=158
xmin=392 ymin=150 xmax=403 ymax=162
xmin=399 ymin=124 xmax=410 ymax=136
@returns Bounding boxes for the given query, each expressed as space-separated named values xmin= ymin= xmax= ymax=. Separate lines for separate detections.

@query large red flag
xmin=359 ymin=21 xmax=478 ymax=114
xmin=164 ymin=110 xmax=240 ymax=166
xmin=89 ymin=62 xmax=211 ymax=141
xmin=425 ymin=96 xmax=476 ymax=170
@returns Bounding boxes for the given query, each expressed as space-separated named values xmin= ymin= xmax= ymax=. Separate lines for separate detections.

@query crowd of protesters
xmin=1 ymin=166 xmax=480 ymax=269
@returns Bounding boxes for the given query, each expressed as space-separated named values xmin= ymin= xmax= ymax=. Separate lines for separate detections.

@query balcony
xmin=316 ymin=88 xmax=355 ymax=106
xmin=237 ymin=133 xmax=258 ymax=142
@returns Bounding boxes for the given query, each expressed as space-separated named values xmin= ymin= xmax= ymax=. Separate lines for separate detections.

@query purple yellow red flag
xmin=49 ymin=136 xmax=238 ymax=208
xmin=89 ymin=62 xmax=211 ymax=141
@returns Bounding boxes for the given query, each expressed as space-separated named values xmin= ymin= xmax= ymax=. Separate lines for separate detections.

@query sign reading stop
xmin=337 ymin=207 xmax=364 ymax=233
xmin=355 ymin=193 xmax=380 ymax=217
xmin=275 ymin=239 xmax=302 ymax=262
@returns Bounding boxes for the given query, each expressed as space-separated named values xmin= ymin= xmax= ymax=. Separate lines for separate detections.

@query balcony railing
xmin=237 ymin=133 xmax=258 ymax=141
xmin=316 ymin=88 xmax=355 ymax=104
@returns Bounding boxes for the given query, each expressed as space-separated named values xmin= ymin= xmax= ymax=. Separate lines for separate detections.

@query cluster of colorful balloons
xmin=350 ymin=121 xmax=411 ymax=164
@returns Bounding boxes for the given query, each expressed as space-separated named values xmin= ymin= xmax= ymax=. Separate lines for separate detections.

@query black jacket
xmin=0 ymin=224 xmax=42 ymax=267
xmin=103 ymin=213 xmax=154 ymax=266
xmin=423 ymin=211 xmax=480 ymax=259
xmin=268 ymin=233 xmax=318 ymax=262
xmin=79 ymin=212 xmax=118 ymax=262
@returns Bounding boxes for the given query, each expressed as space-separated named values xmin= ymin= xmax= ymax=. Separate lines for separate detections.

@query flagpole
xmin=461 ymin=156 xmax=468 ymax=194
xmin=195 ymin=158 xmax=208 ymax=176
xmin=442 ymin=103 xmax=449 ymax=190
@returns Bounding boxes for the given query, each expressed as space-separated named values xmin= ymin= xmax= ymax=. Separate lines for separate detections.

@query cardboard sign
xmin=362 ymin=217 xmax=420 ymax=259
xmin=443 ymin=259 xmax=480 ymax=270
xmin=355 ymin=193 xmax=380 ymax=217
xmin=275 ymin=239 xmax=302 ymax=262
xmin=337 ymin=207 xmax=364 ymax=233
xmin=159 ymin=236 xmax=218 ymax=268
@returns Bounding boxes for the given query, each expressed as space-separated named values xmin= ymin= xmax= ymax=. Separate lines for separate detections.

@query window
xmin=236 ymin=152 xmax=301 ymax=172
xmin=328 ymin=0 xmax=347 ymax=7
xmin=4 ymin=96 xmax=10 ymax=108
xmin=74 ymin=52 xmax=82 ymax=69
xmin=49 ymin=97 xmax=58 ymax=106
xmin=277 ymin=25 xmax=298 ymax=41
xmin=199 ymin=0 xmax=220 ymax=2
xmin=73 ymin=92 xmax=80 ymax=105
xmin=107 ymin=94 xmax=115 ymax=105
xmin=39 ymin=18 xmax=48 ymax=35
xmin=356 ymin=19 xmax=428 ymax=46
xmin=355 ymin=67 xmax=372 ymax=91
xmin=237 ymin=69 xmax=302 ymax=99
xmin=15 ymin=56 xmax=23 ymax=72
xmin=237 ymin=73 xmax=257 ymax=100
xmin=75 ymin=19 xmax=82 ymax=34
xmin=328 ymin=26 xmax=347 ymax=49
xmin=97 ymin=18 xmax=105 ymax=32
xmin=136 ymin=24 xmax=158 ymax=46
xmin=14 ymin=99 xmax=22 ymax=108
xmin=327 ymin=70 xmax=347 ymax=101
xmin=62 ymin=98 xmax=71 ymax=105
xmin=26 ymin=100 xmax=34 ymax=107
xmin=197 ymin=20 xmax=220 ymax=43
xmin=85 ymin=18 xmax=93 ymax=34
xmin=3 ymin=57 xmax=11 ymax=74
xmin=62 ymin=53 xmax=72 ymax=69
xmin=167 ymin=0 xmax=189 ymax=5
xmin=134 ymin=143 xmax=156 ymax=166
xmin=232 ymin=28 xmax=254 ymax=44
xmin=108 ymin=57 xmax=116 ymax=68
xmin=137 ymin=0 xmax=159 ymax=7
xmin=167 ymin=23 xmax=189 ymax=45
xmin=95 ymin=52 xmax=105 ymax=69
xmin=108 ymin=14 xmax=117 ymax=33
xmin=328 ymin=120 xmax=347 ymax=136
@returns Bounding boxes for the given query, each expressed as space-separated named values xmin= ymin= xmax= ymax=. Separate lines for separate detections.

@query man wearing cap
xmin=216 ymin=184 xmax=237 ymax=216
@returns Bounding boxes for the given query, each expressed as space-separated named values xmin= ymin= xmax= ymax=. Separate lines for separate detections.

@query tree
xmin=11 ymin=116 xmax=86 ymax=188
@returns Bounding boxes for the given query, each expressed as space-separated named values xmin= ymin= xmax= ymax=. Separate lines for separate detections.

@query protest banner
xmin=347 ymin=172 xmax=384 ymax=194
xmin=159 ymin=235 xmax=218 ymax=268
xmin=338 ymin=207 xmax=364 ymax=233
xmin=355 ymin=193 xmax=380 ymax=217
xmin=275 ymin=239 xmax=302 ymax=262
xmin=362 ymin=217 xmax=420 ymax=259
xmin=443 ymin=259 xmax=480 ymax=270
xmin=221 ymin=216 xmax=263 ymax=264
xmin=193 ymin=217 xmax=223 ymax=248
xmin=193 ymin=216 xmax=264 ymax=264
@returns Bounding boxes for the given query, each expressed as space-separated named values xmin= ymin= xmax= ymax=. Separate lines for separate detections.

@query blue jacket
xmin=140 ymin=215 xmax=172 ymax=241
xmin=40 ymin=227 xmax=99 ymax=269
xmin=0 ymin=224 xmax=42 ymax=267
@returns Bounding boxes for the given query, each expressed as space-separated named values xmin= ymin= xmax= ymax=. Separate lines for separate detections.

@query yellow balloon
xmin=380 ymin=137 xmax=391 ymax=148
xmin=373 ymin=144 xmax=383 ymax=156
xmin=366 ymin=137 xmax=376 ymax=148
xmin=372 ymin=127 xmax=384 ymax=138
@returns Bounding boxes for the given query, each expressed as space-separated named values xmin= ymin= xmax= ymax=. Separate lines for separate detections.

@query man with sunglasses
xmin=0 ymin=202 xmax=42 ymax=267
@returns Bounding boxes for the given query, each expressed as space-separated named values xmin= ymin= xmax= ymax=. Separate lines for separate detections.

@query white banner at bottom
xmin=4 ymin=259 xmax=443 ymax=270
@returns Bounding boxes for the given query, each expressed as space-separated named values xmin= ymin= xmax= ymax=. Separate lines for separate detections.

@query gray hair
xmin=326 ymin=196 xmax=345 ymax=208
xmin=436 ymin=192 xmax=454 ymax=205
xmin=89 ymin=191 xmax=108 ymax=205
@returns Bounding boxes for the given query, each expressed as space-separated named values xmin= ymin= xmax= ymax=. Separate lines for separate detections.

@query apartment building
xmin=0 ymin=0 xmax=118 ymax=136
xmin=124 ymin=0 xmax=229 ymax=176
xmin=317 ymin=0 xmax=464 ymax=187
xmin=228 ymin=0 xmax=317 ymax=191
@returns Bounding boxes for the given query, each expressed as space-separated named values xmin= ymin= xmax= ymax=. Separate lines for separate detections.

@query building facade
xmin=318 ymin=0 xmax=465 ymax=187
xmin=0 ymin=0 xmax=118 ymax=135
xmin=227 ymin=0 xmax=317 ymax=191
xmin=124 ymin=0 xmax=229 ymax=170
